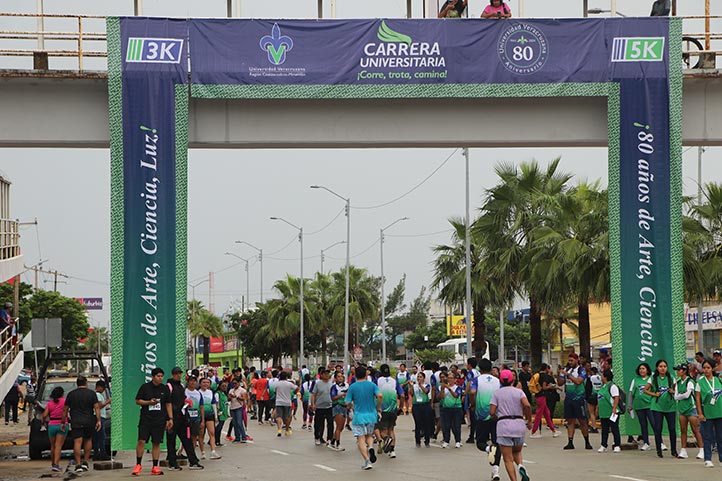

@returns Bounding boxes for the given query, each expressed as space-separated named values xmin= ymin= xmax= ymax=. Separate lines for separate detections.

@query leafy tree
xmin=307 ymin=272 xmax=334 ymax=366
xmin=328 ymin=266 xmax=380 ymax=355
xmin=187 ymin=300 xmax=224 ymax=365
xmin=404 ymin=319 xmax=448 ymax=352
xmin=414 ymin=348 xmax=455 ymax=365
xmin=387 ymin=286 xmax=431 ymax=358
xmin=0 ymin=281 xmax=33 ymax=336
xmin=25 ymin=290 xmax=90 ymax=350
xmin=81 ymin=326 xmax=110 ymax=354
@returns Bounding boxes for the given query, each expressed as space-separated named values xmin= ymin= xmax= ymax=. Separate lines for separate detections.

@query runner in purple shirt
xmin=490 ymin=370 xmax=532 ymax=481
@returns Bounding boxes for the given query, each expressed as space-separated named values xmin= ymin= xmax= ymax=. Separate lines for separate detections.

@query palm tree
xmin=187 ymin=301 xmax=224 ymax=365
xmin=308 ymin=272 xmax=334 ymax=366
xmin=685 ymin=183 xmax=722 ymax=302
xmin=328 ymin=266 xmax=380 ymax=358
xmin=476 ymin=158 xmax=573 ymax=368
xmin=432 ymin=217 xmax=512 ymax=359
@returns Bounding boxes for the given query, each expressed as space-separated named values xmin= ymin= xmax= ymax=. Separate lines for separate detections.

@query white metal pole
xmin=518 ymin=0 xmax=524 ymax=18
xmin=380 ymin=228 xmax=386 ymax=362
xmin=463 ymin=147 xmax=473 ymax=359
xmin=245 ymin=260 xmax=250 ymax=311
xmin=499 ymin=309 xmax=505 ymax=361
xmin=36 ymin=0 xmax=44 ymax=50
xmin=344 ymin=199 xmax=351 ymax=373
xmin=697 ymin=146 xmax=705 ymax=352
xmin=259 ymin=249 xmax=264 ymax=303
xmin=300 ymin=227 xmax=305 ymax=367
xmin=610 ymin=0 xmax=617 ymax=17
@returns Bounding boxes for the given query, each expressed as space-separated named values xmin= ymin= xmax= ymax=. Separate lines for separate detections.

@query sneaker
xmin=704 ymin=460 xmax=714 ymax=467
xmin=131 ymin=464 xmax=143 ymax=476
xmin=79 ymin=462 xmax=89 ymax=472
xmin=657 ymin=450 xmax=663 ymax=458
xmin=585 ymin=442 xmax=593 ymax=450
xmin=368 ymin=447 xmax=377 ymax=464
xmin=441 ymin=442 xmax=449 ymax=448
xmin=210 ymin=451 xmax=222 ymax=460
xmin=678 ymin=448 xmax=688 ymax=459
xmin=246 ymin=435 xmax=253 ymax=441
xmin=151 ymin=466 xmax=164 ymax=476
xmin=315 ymin=439 xmax=322 ymax=446
xmin=424 ymin=442 xmax=430 ymax=448
xmin=455 ymin=442 xmax=462 ymax=448
xmin=416 ymin=442 xmax=421 ymax=448
xmin=345 ymin=424 xmax=351 ymax=431
xmin=177 ymin=455 xmax=188 ymax=460
xmin=362 ymin=460 xmax=372 ymax=470
xmin=382 ymin=436 xmax=393 ymax=453
xmin=225 ymin=435 xmax=233 ymax=441
xmin=466 ymin=437 xmax=474 ymax=444
xmin=285 ymin=428 xmax=292 ymax=436
xmin=697 ymin=449 xmax=704 ymax=460
xmin=530 ymin=432 xmax=542 ymax=439
xmin=491 ymin=465 xmax=500 ymax=481
xmin=671 ymin=451 xmax=679 ymax=458
xmin=519 ymin=464 xmax=529 ymax=481
xmin=589 ymin=427 xmax=599 ymax=434
xmin=488 ymin=445 xmax=497 ymax=463
xmin=188 ymin=464 xmax=204 ymax=470
xmin=327 ymin=442 xmax=337 ymax=451
xmin=74 ymin=466 xmax=85 ymax=474
xmin=168 ymin=465 xmax=183 ymax=471
xmin=661 ymin=443 xmax=668 ymax=451
xmin=336 ymin=444 xmax=345 ymax=452
xmin=52 ymin=465 xmax=61 ymax=472
xmin=389 ymin=451 xmax=396 ymax=458
xmin=613 ymin=446 xmax=621 ymax=453
xmin=200 ymin=452 xmax=206 ymax=460
xmin=598 ymin=446 xmax=608 ymax=453
xmin=640 ymin=443 xmax=651 ymax=451
xmin=552 ymin=431 xmax=560 ymax=438
xmin=277 ymin=429 xmax=282 ymax=437
xmin=563 ymin=443 xmax=575 ymax=450
xmin=627 ymin=436 xmax=635 ymax=444
xmin=302 ymin=424 xmax=307 ymax=429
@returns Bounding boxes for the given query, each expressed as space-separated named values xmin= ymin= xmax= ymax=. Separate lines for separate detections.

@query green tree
xmin=387 ymin=286 xmax=430 ymax=358
xmin=486 ymin=317 xmax=531 ymax=361
xmin=684 ymin=183 xmax=722 ymax=304
xmin=328 ymin=266 xmax=380 ymax=356
xmin=307 ymin=272 xmax=335 ymax=366
xmin=0 ymin=281 xmax=33 ymax=336
xmin=414 ymin=348 xmax=455 ymax=365
xmin=82 ymin=326 xmax=110 ymax=354
xmin=187 ymin=300 xmax=224 ymax=365
xmin=25 ymin=290 xmax=90 ymax=350
xmin=404 ymin=319 xmax=448 ymax=352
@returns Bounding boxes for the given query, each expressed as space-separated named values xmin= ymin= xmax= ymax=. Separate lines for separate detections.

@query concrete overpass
xmin=1 ymin=72 xmax=721 ymax=149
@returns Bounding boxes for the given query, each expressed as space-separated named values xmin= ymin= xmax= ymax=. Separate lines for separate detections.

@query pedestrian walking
xmin=42 ymin=386 xmax=67 ymax=472
xmin=470 ymin=359 xmax=502 ymax=481
xmin=198 ymin=378 xmax=221 ymax=459
xmin=411 ymin=371 xmax=434 ymax=447
xmin=92 ymin=380 xmax=111 ymax=460
xmin=301 ymin=374 xmax=315 ymax=430
xmin=330 ymin=371 xmax=349 ymax=451
xmin=438 ymin=371 xmax=464 ymax=448
xmin=166 ymin=367 xmax=203 ymax=471
xmin=673 ymin=363 xmax=704 ymax=459
xmin=131 ymin=368 xmax=173 ymax=476
xmin=344 ymin=366 xmax=382 ymax=470
xmin=228 ymin=379 xmax=248 ymax=443
xmin=61 ymin=376 xmax=101 ymax=474
xmin=695 ymin=359 xmax=722 ymax=467
xmin=559 ymin=353 xmax=593 ymax=450
xmin=311 ymin=368 xmax=334 ymax=445
xmin=214 ymin=381 xmax=230 ymax=446
xmin=597 ymin=370 xmax=621 ymax=453
xmin=490 ymin=370 xmax=532 ymax=481
xmin=627 ymin=362 xmax=653 ymax=450
xmin=273 ymin=371 xmax=299 ymax=436
xmin=3 ymin=382 xmax=22 ymax=425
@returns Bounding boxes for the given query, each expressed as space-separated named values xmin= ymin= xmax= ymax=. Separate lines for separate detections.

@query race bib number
xmin=149 ymin=402 xmax=161 ymax=411
xmin=188 ymin=409 xmax=199 ymax=418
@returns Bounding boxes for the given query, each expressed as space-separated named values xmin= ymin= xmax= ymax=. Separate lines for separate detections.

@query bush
xmin=414 ymin=348 xmax=455 ymax=366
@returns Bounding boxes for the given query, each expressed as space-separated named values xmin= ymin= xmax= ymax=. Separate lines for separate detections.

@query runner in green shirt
xmin=627 ymin=362 xmax=653 ymax=449
xmin=672 ymin=364 xmax=703 ymax=460
xmin=214 ymin=381 xmax=230 ymax=447
xmin=695 ymin=360 xmax=722 ymax=466
xmin=644 ymin=359 xmax=678 ymax=458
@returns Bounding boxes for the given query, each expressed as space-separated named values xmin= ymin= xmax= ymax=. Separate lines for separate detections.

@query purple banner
xmin=75 ymin=297 xmax=104 ymax=310
xmin=190 ymin=18 xmax=669 ymax=86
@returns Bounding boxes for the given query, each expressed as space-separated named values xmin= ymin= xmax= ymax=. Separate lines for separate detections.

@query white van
xmin=436 ymin=338 xmax=491 ymax=364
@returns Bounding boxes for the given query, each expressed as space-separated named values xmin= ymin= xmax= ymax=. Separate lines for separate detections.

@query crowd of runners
xmin=42 ymin=349 xmax=722 ymax=480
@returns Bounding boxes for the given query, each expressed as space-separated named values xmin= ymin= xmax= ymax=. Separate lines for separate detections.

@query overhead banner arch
xmin=108 ymin=16 xmax=683 ymax=450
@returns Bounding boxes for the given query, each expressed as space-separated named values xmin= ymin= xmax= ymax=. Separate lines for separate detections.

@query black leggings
xmin=635 ymin=408 xmax=653 ymax=445
xmin=651 ymin=410 xmax=677 ymax=453
xmin=257 ymin=400 xmax=270 ymax=422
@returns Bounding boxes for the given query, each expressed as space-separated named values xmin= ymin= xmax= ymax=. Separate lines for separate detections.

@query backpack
xmin=616 ymin=386 xmax=627 ymax=413
xmin=528 ymin=373 xmax=542 ymax=395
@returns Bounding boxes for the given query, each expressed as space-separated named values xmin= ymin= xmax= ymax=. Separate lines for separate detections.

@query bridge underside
xmin=1 ymin=74 xmax=721 ymax=149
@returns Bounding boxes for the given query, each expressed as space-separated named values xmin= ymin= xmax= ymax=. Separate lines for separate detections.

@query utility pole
xmin=697 ymin=146 xmax=706 ymax=352
xmin=463 ymin=147 xmax=473 ymax=359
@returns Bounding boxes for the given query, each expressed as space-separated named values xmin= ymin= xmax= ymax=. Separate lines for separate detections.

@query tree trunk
xmin=529 ymin=297 xmax=542 ymax=370
xmin=203 ymin=336 xmax=210 ymax=365
xmin=321 ymin=327 xmax=328 ymax=367
xmin=578 ymin=299 xmax=591 ymax=359
xmin=472 ymin=301 xmax=487 ymax=359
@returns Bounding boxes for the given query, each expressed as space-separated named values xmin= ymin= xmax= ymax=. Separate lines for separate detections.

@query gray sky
xmin=2 ymin=1 xmax=721 ymax=330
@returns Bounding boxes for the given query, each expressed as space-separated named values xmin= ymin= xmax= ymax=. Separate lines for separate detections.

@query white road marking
xmin=270 ymin=449 xmax=289 ymax=456
xmin=313 ymin=464 xmax=337 ymax=472
xmin=522 ymin=459 xmax=537 ymax=464
xmin=609 ymin=475 xmax=650 ymax=481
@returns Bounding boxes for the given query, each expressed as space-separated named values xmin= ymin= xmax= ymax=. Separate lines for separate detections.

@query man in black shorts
xmin=61 ymin=376 xmax=101 ymax=474
xmin=132 ymin=368 xmax=173 ymax=476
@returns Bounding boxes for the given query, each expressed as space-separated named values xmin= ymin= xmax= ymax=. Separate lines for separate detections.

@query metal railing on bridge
xmin=0 ymin=11 xmax=720 ymax=74
xmin=0 ymin=322 xmax=19 ymax=377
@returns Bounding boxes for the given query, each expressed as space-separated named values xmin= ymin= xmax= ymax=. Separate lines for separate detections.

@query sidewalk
xmin=0 ymin=408 xmax=30 ymax=445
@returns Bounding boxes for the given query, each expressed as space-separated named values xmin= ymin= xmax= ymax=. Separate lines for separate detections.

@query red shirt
xmin=255 ymin=378 xmax=269 ymax=401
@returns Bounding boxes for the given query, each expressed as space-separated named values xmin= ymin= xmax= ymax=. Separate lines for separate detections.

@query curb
xmin=0 ymin=440 xmax=29 ymax=447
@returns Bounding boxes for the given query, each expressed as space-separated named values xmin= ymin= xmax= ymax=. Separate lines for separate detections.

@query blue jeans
xmin=440 ymin=407 xmax=462 ymax=444
xmin=701 ymin=418 xmax=722 ymax=462
xmin=93 ymin=418 xmax=107 ymax=458
xmin=230 ymin=408 xmax=246 ymax=441
xmin=651 ymin=410 xmax=677 ymax=453
xmin=635 ymin=408 xmax=652 ymax=445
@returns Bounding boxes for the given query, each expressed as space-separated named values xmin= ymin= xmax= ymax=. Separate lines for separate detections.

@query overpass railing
xmin=0 ymin=12 xmax=720 ymax=74
xmin=0 ymin=218 xmax=20 ymax=261
xmin=0 ymin=322 xmax=19 ymax=376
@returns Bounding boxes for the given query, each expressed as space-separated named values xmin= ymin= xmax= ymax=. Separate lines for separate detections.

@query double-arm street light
xmin=311 ymin=185 xmax=351 ymax=371
xmin=235 ymin=240 xmax=263 ymax=303
xmin=224 ymin=252 xmax=250 ymax=312
xmin=270 ymin=216 xmax=305 ymax=367
xmin=321 ymin=240 xmax=346 ymax=275
xmin=380 ymin=217 xmax=409 ymax=363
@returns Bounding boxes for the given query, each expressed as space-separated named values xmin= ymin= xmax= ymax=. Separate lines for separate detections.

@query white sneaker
xmin=210 ymin=451 xmax=222 ymax=460
xmin=678 ymin=448 xmax=688 ymax=459
xmin=697 ymin=449 xmax=704 ymax=460
xmin=388 ymin=451 xmax=396 ymax=458
xmin=613 ymin=446 xmax=621 ymax=453
xmin=552 ymin=431 xmax=560 ymax=438
xmin=488 ymin=445 xmax=496 ymax=464
xmin=491 ymin=465 xmax=500 ymax=481
xmin=523 ymin=442 xmax=527 ymax=447
xmin=704 ymin=460 xmax=714 ymax=468
xmin=661 ymin=443 xmax=668 ymax=451
xmin=441 ymin=442 xmax=449 ymax=448
xmin=530 ymin=432 xmax=542 ymax=439
xmin=640 ymin=443 xmax=651 ymax=451
xmin=598 ymin=446 xmax=608 ymax=453
xmin=200 ymin=452 xmax=207 ymax=460
xmin=455 ymin=442 xmax=462 ymax=448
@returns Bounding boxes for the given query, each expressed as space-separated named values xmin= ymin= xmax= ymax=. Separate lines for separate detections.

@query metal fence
xmin=0 ymin=323 xmax=19 ymax=376
xmin=0 ymin=11 xmax=720 ymax=73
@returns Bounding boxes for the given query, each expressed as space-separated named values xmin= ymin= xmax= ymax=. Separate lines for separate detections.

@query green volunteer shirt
xmin=216 ymin=391 xmax=229 ymax=422
xmin=648 ymin=375 xmax=676 ymax=413
xmin=630 ymin=376 xmax=652 ymax=410
xmin=696 ymin=376 xmax=722 ymax=419
xmin=598 ymin=383 xmax=619 ymax=419
xmin=440 ymin=385 xmax=463 ymax=409
xmin=412 ymin=383 xmax=431 ymax=405
xmin=675 ymin=377 xmax=696 ymax=416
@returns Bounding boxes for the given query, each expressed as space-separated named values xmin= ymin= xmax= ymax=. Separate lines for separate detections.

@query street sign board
xmin=31 ymin=318 xmax=62 ymax=348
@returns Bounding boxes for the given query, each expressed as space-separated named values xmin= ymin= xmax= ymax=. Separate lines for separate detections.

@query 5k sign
xmin=612 ymin=37 xmax=665 ymax=62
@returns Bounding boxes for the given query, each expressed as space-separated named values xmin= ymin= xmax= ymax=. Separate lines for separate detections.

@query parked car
xmin=28 ymin=351 xmax=110 ymax=460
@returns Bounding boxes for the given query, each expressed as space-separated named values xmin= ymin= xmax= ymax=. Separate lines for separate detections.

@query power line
xmin=352 ymin=148 xmax=459 ymax=210
xmin=326 ymin=238 xmax=381 ymax=261
xmin=306 ymin=206 xmax=345 ymax=236
xmin=386 ymin=229 xmax=453 ymax=238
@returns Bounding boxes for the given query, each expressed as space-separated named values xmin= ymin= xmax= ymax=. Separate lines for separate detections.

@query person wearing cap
xmin=673 ymin=363 xmax=704 ymax=460
xmin=598 ymin=348 xmax=611 ymax=372
xmin=490 ymin=369 xmax=531 ymax=481
xmin=559 ymin=353 xmax=593 ymax=450
xmin=0 ymin=301 xmax=13 ymax=330
xmin=695 ymin=359 xmax=722 ymax=467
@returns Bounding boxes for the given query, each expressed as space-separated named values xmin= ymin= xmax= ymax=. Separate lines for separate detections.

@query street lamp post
xmin=235 ymin=240 xmax=263 ymax=303
xmin=463 ymin=147 xmax=473 ymax=359
xmin=225 ymin=252 xmax=250 ymax=312
xmin=188 ymin=277 xmax=210 ymax=367
xmin=270 ymin=217 xmax=305 ymax=367
xmin=321 ymin=241 xmax=346 ymax=275
xmin=311 ymin=185 xmax=351 ymax=372
xmin=380 ymin=217 xmax=409 ymax=363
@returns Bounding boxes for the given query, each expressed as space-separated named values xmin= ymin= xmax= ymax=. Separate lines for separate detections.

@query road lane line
xmin=271 ymin=449 xmax=289 ymax=456
xmin=609 ymin=475 xmax=650 ymax=481
xmin=522 ymin=459 xmax=537 ymax=464
xmin=313 ymin=464 xmax=337 ymax=472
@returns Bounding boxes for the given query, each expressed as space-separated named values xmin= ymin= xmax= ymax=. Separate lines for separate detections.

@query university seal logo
xmin=260 ymin=23 xmax=294 ymax=65
xmin=498 ymin=23 xmax=549 ymax=75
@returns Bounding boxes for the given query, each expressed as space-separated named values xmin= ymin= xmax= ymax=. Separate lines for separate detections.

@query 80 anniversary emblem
xmin=498 ymin=23 xmax=549 ymax=75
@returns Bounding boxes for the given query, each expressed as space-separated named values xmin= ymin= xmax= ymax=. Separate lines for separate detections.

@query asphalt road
xmin=0 ymin=413 xmax=719 ymax=481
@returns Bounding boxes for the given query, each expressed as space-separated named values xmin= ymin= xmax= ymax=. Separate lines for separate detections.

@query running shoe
xmin=225 ymin=435 xmax=234 ymax=441
xmin=529 ymin=432 xmax=542 ymax=439
xmin=188 ymin=464 xmax=204 ymax=470
xmin=697 ymin=450 xmax=704 ymax=459
xmin=441 ymin=442 xmax=449 ymax=448
xmin=678 ymin=448 xmax=688 ymax=459
xmin=362 ymin=460 xmax=372 ymax=470
xmin=277 ymin=429 xmax=282 ymax=437
xmin=151 ymin=466 xmax=164 ymax=476
xmin=315 ymin=439 xmax=322 ymax=446
xmin=246 ymin=435 xmax=254 ymax=441
xmin=200 ymin=452 xmax=206 ymax=460
xmin=210 ymin=451 xmax=222 ymax=460
xmin=368 ymin=447 xmax=377 ymax=464
xmin=382 ymin=436 xmax=393 ymax=453
xmin=613 ymin=447 xmax=621 ymax=453
xmin=286 ymin=428 xmax=292 ymax=436
xmin=455 ymin=442 xmax=462 ymax=448
xmin=491 ymin=465 xmax=500 ymax=481
xmin=168 ymin=465 xmax=183 ymax=471
xmin=131 ymin=464 xmax=143 ymax=476
xmin=598 ymin=446 xmax=607 ymax=453
xmin=488 ymin=445 xmax=497 ymax=463
xmin=661 ymin=443 xmax=668 ymax=451
xmin=552 ymin=431 xmax=560 ymax=438
xmin=388 ymin=451 xmax=396 ymax=458
xmin=52 ymin=465 xmax=61 ymax=472
xmin=640 ymin=443 xmax=651 ymax=451
xmin=518 ymin=465 xmax=529 ymax=481
xmin=704 ymin=461 xmax=714 ymax=468
xmin=79 ymin=462 xmax=89 ymax=472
